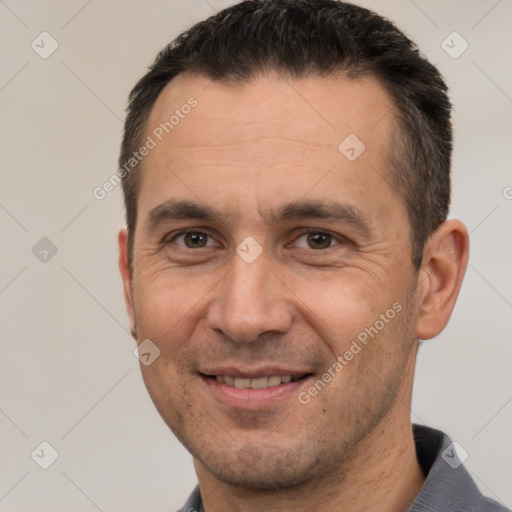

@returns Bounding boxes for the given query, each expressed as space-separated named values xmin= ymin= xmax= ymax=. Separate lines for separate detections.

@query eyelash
xmin=292 ymin=229 xmax=344 ymax=249
xmin=165 ymin=228 xmax=347 ymax=250
xmin=165 ymin=228 xmax=218 ymax=247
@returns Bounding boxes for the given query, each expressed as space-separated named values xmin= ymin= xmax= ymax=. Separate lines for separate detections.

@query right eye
xmin=165 ymin=230 xmax=220 ymax=249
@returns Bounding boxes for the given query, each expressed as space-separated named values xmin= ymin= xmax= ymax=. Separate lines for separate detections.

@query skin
xmin=118 ymin=72 xmax=469 ymax=512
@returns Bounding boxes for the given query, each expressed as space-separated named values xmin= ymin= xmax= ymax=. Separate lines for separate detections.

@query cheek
xmin=132 ymin=270 xmax=211 ymax=355
xmin=139 ymin=361 xmax=192 ymax=437
xmin=289 ymin=274 xmax=392 ymax=352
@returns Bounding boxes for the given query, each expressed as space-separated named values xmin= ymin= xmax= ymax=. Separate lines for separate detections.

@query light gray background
xmin=1 ymin=1 xmax=510 ymax=511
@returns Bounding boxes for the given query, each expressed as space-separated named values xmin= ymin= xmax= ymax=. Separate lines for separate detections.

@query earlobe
xmin=118 ymin=228 xmax=137 ymax=340
xmin=415 ymin=220 xmax=469 ymax=340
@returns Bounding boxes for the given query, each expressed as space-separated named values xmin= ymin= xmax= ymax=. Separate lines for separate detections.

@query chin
xmin=193 ymin=441 xmax=325 ymax=490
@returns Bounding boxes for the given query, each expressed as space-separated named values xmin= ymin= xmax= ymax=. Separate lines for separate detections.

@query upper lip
xmin=199 ymin=366 xmax=313 ymax=379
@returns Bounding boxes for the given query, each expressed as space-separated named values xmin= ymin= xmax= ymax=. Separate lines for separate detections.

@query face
xmin=121 ymin=72 xmax=423 ymax=488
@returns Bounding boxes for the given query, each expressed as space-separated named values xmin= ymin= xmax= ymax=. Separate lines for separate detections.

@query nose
xmin=207 ymin=252 xmax=293 ymax=343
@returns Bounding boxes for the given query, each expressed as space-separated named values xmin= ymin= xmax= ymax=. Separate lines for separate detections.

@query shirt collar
xmin=408 ymin=424 xmax=504 ymax=511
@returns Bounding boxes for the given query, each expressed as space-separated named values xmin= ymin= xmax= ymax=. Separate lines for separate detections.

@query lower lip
xmin=201 ymin=375 xmax=311 ymax=410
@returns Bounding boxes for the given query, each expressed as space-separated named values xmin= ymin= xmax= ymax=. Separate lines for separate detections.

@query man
xmin=117 ymin=1 xmax=508 ymax=510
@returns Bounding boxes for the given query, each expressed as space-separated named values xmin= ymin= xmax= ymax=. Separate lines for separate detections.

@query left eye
xmin=174 ymin=231 xmax=217 ymax=248
xmin=294 ymin=231 xmax=339 ymax=250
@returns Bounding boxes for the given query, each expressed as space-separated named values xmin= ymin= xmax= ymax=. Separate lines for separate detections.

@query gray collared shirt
xmin=176 ymin=425 xmax=510 ymax=511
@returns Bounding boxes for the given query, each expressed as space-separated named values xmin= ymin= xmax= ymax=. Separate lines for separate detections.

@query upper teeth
xmin=216 ymin=375 xmax=294 ymax=389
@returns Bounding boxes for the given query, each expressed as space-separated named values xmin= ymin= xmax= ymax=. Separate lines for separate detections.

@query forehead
xmin=138 ymin=72 xmax=400 ymax=227
xmin=146 ymin=71 xmax=394 ymax=148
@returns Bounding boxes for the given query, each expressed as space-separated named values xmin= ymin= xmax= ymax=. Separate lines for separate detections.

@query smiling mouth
xmin=204 ymin=374 xmax=311 ymax=390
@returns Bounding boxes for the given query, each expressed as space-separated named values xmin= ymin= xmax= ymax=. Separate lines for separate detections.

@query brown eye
xmin=304 ymin=232 xmax=334 ymax=250
xmin=184 ymin=232 xmax=207 ymax=248
xmin=175 ymin=232 xmax=211 ymax=248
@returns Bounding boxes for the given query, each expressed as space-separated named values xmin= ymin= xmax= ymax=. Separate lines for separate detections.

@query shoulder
xmin=409 ymin=425 xmax=510 ymax=512
xmin=482 ymin=496 xmax=511 ymax=512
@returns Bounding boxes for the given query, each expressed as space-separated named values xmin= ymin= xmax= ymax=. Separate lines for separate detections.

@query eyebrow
xmin=267 ymin=200 xmax=373 ymax=236
xmin=144 ymin=198 xmax=373 ymax=236
xmin=145 ymin=199 xmax=224 ymax=231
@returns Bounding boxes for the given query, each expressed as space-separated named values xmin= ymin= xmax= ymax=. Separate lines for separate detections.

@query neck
xmin=195 ymin=351 xmax=424 ymax=512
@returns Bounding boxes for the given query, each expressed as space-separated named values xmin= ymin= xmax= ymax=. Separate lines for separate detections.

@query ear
xmin=415 ymin=219 xmax=469 ymax=340
xmin=118 ymin=228 xmax=137 ymax=340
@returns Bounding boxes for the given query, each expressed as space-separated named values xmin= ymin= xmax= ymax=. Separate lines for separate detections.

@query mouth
xmin=205 ymin=374 xmax=310 ymax=390
xmin=199 ymin=370 xmax=314 ymax=410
